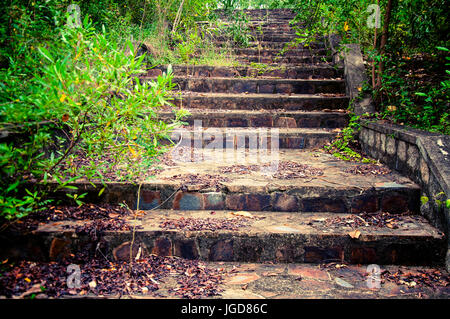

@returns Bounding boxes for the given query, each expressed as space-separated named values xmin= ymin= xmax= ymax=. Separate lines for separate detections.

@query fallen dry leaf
xmin=348 ymin=229 xmax=361 ymax=239
xmin=231 ymin=211 xmax=253 ymax=218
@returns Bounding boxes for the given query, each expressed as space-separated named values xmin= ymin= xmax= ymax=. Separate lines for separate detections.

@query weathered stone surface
xmin=169 ymin=127 xmax=337 ymax=150
xmin=381 ymin=192 xmax=410 ymax=213
xmin=246 ymin=194 xmax=271 ymax=211
xmin=259 ymin=84 xmax=274 ymax=93
xmin=113 ymin=241 xmax=145 ymax=261
xmin=173 ymin=192 xmax=204 ymax=210
xmin=398 ymin=140 xmax=407 ymax=162
xmin=4 ymin=209 xmax=446 ymax=265
xmin=49 ymin=238 xmax=71 ymax=261
xmin=386 ymin=136 xmax=396 ymax=156
xmin=304 ymin=247 xmax=343 ymax=263
xmin=272 ymin=193 xmax=299 ymax=212
xmin=302 ymin=198 xmax=346 ymax=213
xmin=225 ymin=194 xmax=246 ymax=211
xmin=275 ymin=117 xmax=297 ymax=128
xmin=173 ymin=240 xmax=199 ymax=259
xmin=225 ymin=194 xmax=271 ymax=211
xmin=174 ymin=93 xmax=349 ymax=111
xmin=145 ymin=68 xmax=162 ymax=77
xmin=350 ymin=247 xmax=377 ymax=264
xmin=360 ymin=128 xmax=368 ymax=144
xmin=380 ymin=132 xmax=386 ymax=153
xmin=250 ymin=116 xmax=273 ymax=127
xmin=351 ymin=195 xmax=378 ymax=213
xmin=342 ymin=44 xmax=375 ymax=115
xmin=209 ymin=239 xmax=234 ymax=261
xmin=152 ymin=237 xmax=172 ymax=257
xmin=275 ymin=245 xmax=303 ymax=263
xmin=161 ymin=77 xmax=345 ymax=94
xmin=287 ymin=265 xmax=329 ymax=280
xmin=155 ymin=64 xmax=343 ymax=79
xmin=203 ymin=192 xmax=225 ymax=210
xmin=140 ymin=190 xmax=161 ymax=210
xmin=367 ymin=130 xmax=375 ymax=147
xmin=227 ymin=273 xmax=260 ymax=285
xmin=420 ymin=157 xmax=430 ymax=185
xmin=407 ymin=144 xmax=420 ymax=171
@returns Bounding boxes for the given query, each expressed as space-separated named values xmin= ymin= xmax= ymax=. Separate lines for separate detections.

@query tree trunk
xmin=371 ymin=0 xmax=380 ymax=89
xmin=375 ymin=0 xmax=395 ymax=91
xmin=172 ymin=0 xmax=186 ymax=34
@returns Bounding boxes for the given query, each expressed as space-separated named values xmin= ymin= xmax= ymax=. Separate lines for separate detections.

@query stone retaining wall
xmin=342 ymin=42 xmax=450 ymax=270
xmin=359 ymin=121 xmax=450 ymax=270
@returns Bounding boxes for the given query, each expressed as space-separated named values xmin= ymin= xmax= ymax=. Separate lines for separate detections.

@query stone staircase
xmin=133 ymin=9 xmax=446 ymax=266
xmin=2 ymin=9 xmax=447 ymax=279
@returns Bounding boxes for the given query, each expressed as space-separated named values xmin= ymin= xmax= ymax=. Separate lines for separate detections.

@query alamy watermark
xmin=170 ymin=120 xmax=280 ymax=174
xmin=367 ymin=4 xmax=381 ymax=29
xmin=366 ymin=264 xmax=381 ymax=289
xmin=66 ymin=264 xmax=81 ymax=289
xmin=66 ymin=4 xmax=81 ymax=28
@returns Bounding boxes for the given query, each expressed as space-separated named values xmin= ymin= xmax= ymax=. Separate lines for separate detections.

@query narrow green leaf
xmin=6 ymin=180 xmax=20 ymax=194
xmin=37 ymin=47 xmax=54 ymax=63
xmin=98 ymin=186 xmax=106 ymax=197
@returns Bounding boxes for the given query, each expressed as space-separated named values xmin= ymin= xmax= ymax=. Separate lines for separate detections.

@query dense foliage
xmin=288 ymin=0 xmax=449 ymax=134
xmin=0 ymin=1 xmax=190 ymax=219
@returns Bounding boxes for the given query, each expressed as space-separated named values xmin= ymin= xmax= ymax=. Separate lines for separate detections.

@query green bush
xmin=0 ymin=4 xmax=185 ymax=220
xmin=220 ymin=9 xmax=254 ymax=47
xmin=379 ymin=47 xmax=449 ymax=134
xmin=288 ymin=0 xmax=449 ymax=135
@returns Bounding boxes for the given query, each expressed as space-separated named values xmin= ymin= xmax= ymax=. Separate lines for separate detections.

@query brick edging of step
xmin=0 ymin=210 xmax=445 ymax=265
xmin=28 ymin=179 xmax=421 ymax=215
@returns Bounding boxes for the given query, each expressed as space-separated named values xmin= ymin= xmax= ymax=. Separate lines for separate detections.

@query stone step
xmin=43 ymin=149 xmax=421 ymax=215
xmin=216 ymin=8 xmax=297 ymax=16
xmin=241 ymin=30 xmax=299 ymax=37
xmin=223 ymin=15 xmax=295 ymax=22
xmin=151 ymin=65 xmax=343 ymax=79
xmin=199 ymin=20 xmax=296 ymax=28
xmin=187 ymin=54 xmax=332 ymax=65
xmin=217 ymin=13 xmax=296 ymax=19
xmin=173 ymin=92 xmax=349 ymax=111
xmin=203 ymin=21 xmax=298 ymax=31
xmin=214 ymin=41 xmax=326 ymax=49
xmin=234 ymin=55 xmax=332 ymax=65
xmin=7 ymin=210 xmax=444 ymax=265
xmin=169 ymin=127 xmax=337 ymax=149
xmin=157 ymin=110 xmax=348 ymax=128
xmin=1 ymin=257 xmax=448 ymax=299
xmin=217 ymin=8 xmax=295 ymax=13
xmin=232 ymin=48 xmax=330 ymax=57
xmin=215 ymin=34 xmax=298 ymax=42
xmin=152 ymin=77 xmax=345 ymax=95
xmin=212 ymin=24 xmax=298 ymax=31
xmin=217 ymin=13 xmax=297 ymax=21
